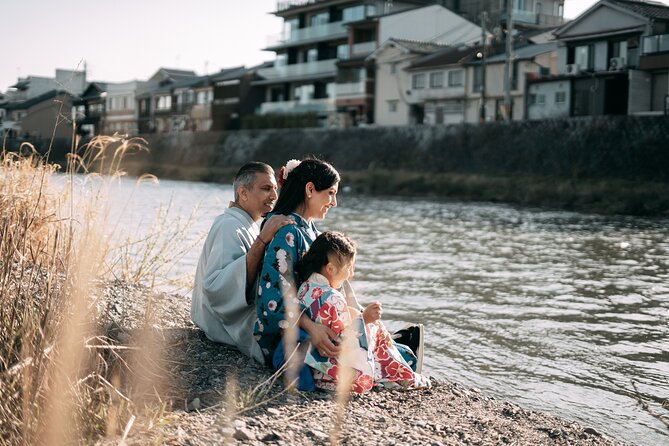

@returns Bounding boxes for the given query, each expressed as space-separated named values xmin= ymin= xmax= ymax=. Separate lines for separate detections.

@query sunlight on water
xmin=102 ymin=177 xmax=668 ymax=446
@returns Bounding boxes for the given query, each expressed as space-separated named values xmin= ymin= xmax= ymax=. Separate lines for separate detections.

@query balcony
xmin=642 ymin=34 xmax=669 ymax=54
xmin=339 ymin=41 xmax=378 ymax=59
xmin=502 ymin=9 xmax=538 ymax=25
xmin=537 ymin=13 xmax=565 ymax=27
xmin=267 ymin=21 xmax=346 ymax=48
xmin=257 ymin=59 xmax=337 ymax=81
xmin=276 ymin=0 xmax=324 ymax=13
xmin=260 ymin=97 xmax=335 ymax=115
xmin=335 ymin=81 xmax=366 ymax=97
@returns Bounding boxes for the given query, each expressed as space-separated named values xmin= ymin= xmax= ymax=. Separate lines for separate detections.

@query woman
xmin=254 ymin=158 xmax=421 ymax=390
xmin=254 ymin=158 xmax=342 ymax=376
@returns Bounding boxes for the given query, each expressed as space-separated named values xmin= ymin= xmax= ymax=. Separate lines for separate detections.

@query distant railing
xmin=276 ymin=0 xmax=322 ymax=12
xmin=257 ymin=59 xmax=337 ymax=80
xmin=512 ymin=9 xmax=538 ymax=25
xmin=642 ymin=34 xmax=669 ymax=54
xmin=260 ymin=97 xmax=335 ymax=114
xmin=335 ymin=81 xmax=366 ymax=97
xmin=266 ymin=21 xmax=346 ymax=47
xmin=537 ymin=13 xmax=565 ymax=26
xmin=340 ymin=41 xmax=378 ymax=59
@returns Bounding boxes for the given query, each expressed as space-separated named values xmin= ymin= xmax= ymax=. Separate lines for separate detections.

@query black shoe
xmin=392 ymin=323 xmax=424 ymax=374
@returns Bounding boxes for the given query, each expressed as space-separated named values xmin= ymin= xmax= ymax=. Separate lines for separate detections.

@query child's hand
xmin=363 ymin=301 xmax=382 ymax=324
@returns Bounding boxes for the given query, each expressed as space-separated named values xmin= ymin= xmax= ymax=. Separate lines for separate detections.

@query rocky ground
xmin=100 ymin=282 xmax=629 ymax=446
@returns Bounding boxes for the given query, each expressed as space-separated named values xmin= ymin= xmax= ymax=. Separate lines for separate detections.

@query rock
xmin=583 ymin=427 xmax=602 ymax=436
xmin=267 ymin=407 xmax=281 ymax=416
xmin=261 ymin=432 xmax=281 ymax=442
xmin=233 ymin=427 xmax=256 ymax=441
xmin=307 ymin=429 xmax=329 ymax=440
xmin=186 ymin=397 xmax=201 ymax=412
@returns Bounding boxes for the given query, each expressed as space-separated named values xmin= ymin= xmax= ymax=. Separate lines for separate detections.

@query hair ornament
xmin=278 ymin=159 xmax=301 ymax=188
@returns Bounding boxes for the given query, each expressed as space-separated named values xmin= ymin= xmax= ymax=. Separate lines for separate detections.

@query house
xmin=404 ymin=44 xmax=482 ymax=125
xmin=337 ymin=3 xmax=484 ymax=126
xmin=211 ymin=64 xmax=269 ymax=131
xmin=170 ymin=75 xmax=214 ymax=132
xmin=2 ymin=90 xmax=74 ymax=140
xmin=370 ymin=38 xmax=450 ymax=125
xmin=466 ymin=41 xmax=557 ymax=121
xmin=136 ymin=68 xmax=197 ymax=133
xmin=8 ymin=69 xmax=86 ymax=101
xmin=254 ymin=0 xmax=439 ymax=125
xmin=105 ymin=81 xmax=147 ymax=135
xmin=529 ymin=0 xmax=669 ymax=118
xmin=73 ymin=82 xmax=107 ymax=136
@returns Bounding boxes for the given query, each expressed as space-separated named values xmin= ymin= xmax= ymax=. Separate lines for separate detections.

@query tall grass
xmin=0 ymin=133 xmax=188 ymax=444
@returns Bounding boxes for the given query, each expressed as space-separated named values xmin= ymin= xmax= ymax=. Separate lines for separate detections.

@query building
xmin=2 ymin=90 xmax=74 ymax=140
xmin=136 ymin=68 xmax=197 ymax=133
xmin=73 ymin=82 xmax=108 ymax=136
xmin=404 ymin=43 xmax=482 ymax=125
xmin=466 ymin=41 xmax=557 ymax=121
xmin=337 ymin=3 xmax=484 ymax=125
xmin=211 ymin=64 xmax=269 ymax=131
xmin=528 ymin=0 xmax=669 ymax=119
xmin=370 ymin=38 xmax=450 ymax=125
xmin=254 ymin=0 xmax=440 ymax=125
xmin=445 ymin=0 xmax=566 ymax=30
xmin=8 ymin=69 xmax=86 ymax=101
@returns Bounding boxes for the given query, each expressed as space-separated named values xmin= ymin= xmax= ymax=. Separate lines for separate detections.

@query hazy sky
xmin=1 ymin=0 xmax=665 ymax=93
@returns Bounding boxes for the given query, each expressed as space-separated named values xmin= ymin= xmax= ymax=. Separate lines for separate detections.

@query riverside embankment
xmin=104 ymin=116 xmax=669 ymax=215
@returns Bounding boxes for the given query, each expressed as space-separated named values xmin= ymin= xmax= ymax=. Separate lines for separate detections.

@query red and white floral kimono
xmin=297 ymin=273 xmax=424 ymax=393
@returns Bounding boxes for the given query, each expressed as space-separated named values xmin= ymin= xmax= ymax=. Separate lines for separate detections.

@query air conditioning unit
xmin=566 ymin=64 xmax=581 ymax=75
xmin=609 ymin=57 xmax=626 ymax=71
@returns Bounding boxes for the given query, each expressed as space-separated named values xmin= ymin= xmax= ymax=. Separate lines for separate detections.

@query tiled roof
xmin=391 ymin=38 xmax=450 ymax=54
xmin=3 ymin=89 xmax=72 ymax=110
xmin=485 ymin=42 xmax=557 ymax=63
xmin=409 ymin=44 xmax=482 ymax=69
xmin=210 ymin=66 xmax=248 ymax=82
xmin=609 ymin=0 xmax=669 ymax=20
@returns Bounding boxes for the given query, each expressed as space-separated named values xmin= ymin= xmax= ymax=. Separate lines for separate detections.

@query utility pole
xmin=479 ymin=11 xmax=487 ymax=123
xmin=503 ymin=0 xmax=514 ymax=122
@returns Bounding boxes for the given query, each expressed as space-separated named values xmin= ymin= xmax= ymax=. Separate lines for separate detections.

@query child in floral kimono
xmin=296 ymin=231 xmax=430 ymax=393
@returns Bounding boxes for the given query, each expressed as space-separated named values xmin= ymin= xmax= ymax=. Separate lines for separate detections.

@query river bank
xmin=120 ymin=160 xmax=669 ymax=216
xmin=99 ymin=281 xmax=629 ymax=445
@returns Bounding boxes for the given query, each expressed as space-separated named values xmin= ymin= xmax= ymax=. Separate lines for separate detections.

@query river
xmin=103 ymin=177 xmax=668 ymax=445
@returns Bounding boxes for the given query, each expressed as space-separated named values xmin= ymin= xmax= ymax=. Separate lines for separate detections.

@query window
xmin=197 ymin=90 xmax=212 ymax=105
xmin=473 ymin=66 xmax=483 ymax=92
xmin=412 ymin=73 xmax=426 ymax=89
xmin=555 ymin=91 xmax=566 ymax=103
xmin=306 ymin=48 xmax=318 ymax=63
xmin=157 ymin=95 xmax=171 ymax=110
xmin=429 ymin=72 xmax=444 ymax=88
xmin=574 ymin=44 xmax=594 ymax=70
xmin=609 ymin=40 xmax=628 ymax=61
xmin=388 ymin=100 xmax=398 ymax=112
xmin=529 ymin=93 xmax=546 ymax=105
xmin=310 ymin=12 xmax=329 ymax=27
xmin=337 ymin=44 xmax=349 ymax=59
xmin=448 ymin=70 xmax=463 ymax=86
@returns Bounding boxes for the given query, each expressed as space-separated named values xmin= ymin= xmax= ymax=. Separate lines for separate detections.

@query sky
xmin=1 ymin=0 xmax=666 ymax=93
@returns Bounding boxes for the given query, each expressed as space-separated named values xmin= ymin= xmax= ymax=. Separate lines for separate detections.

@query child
xmin=296 ymin=231 xmax=430 ymax=393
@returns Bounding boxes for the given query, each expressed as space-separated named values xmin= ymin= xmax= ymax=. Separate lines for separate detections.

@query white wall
xmin=374 ymin=45 xmax=413 ymax=126
xmin=379 ymin=4 xmax=482 ymax=46
xmin=527 ymin=80 xmax=571 ymax=120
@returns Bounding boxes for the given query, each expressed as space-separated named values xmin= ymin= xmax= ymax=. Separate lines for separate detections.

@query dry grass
xmin=0 ymin=134 xmax=194 ymax=444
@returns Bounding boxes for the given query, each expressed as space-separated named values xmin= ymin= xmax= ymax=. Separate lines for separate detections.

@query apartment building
xmin=255 ymin=0 xmax=439 ymax=124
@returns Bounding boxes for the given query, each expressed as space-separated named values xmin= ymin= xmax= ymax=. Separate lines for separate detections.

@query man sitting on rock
xmin=191 ymin=162 xmax=293 ymax=363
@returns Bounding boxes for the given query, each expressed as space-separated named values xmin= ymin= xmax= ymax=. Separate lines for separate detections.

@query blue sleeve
xmin=255 ymin=224 xmax=304 ymax=340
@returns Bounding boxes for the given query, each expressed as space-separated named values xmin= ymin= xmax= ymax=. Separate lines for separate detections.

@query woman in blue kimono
xmin=254 ymin=158 xmax=342 ymax=381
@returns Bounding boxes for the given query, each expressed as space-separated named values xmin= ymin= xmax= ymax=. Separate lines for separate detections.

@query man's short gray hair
xmin=233 ymin=162 xmax=274 ymax=201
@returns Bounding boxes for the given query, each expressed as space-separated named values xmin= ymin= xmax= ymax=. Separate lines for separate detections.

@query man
xmin=191 ymin=162 xmax=292 ymax=363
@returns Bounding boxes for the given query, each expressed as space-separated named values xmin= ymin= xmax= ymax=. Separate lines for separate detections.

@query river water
xmin=105 ymin=177 xmax=668 ymax=445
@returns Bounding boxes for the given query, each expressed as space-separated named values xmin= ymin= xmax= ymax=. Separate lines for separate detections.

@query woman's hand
xmin=363 ymin=301 xmax=382 ymax=324
xmin=300 ymin=316 xmax=341 ymax=357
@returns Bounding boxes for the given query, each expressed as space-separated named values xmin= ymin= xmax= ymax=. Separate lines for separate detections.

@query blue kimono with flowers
xmin=254 ymin=212 xmax=319 ymax=364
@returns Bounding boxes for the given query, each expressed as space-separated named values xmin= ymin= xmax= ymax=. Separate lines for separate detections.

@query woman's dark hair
xmin=296 ymin=231 xmax=356 ymax=284
xmin=272 ymin=158 xmax=340 ymax=216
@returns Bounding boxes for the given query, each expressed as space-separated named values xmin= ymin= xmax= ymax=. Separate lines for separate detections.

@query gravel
xmin=99 ymin=281 xmax=629 ymax=446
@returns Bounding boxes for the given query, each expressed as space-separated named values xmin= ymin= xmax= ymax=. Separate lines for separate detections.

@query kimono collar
xmin=308 ymin=272 xmax=331 ymax=287
xmin=289 ymin=212 xmax=317 ymax=232
xmin=226 ymin=204 xmax=257 ymax=227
